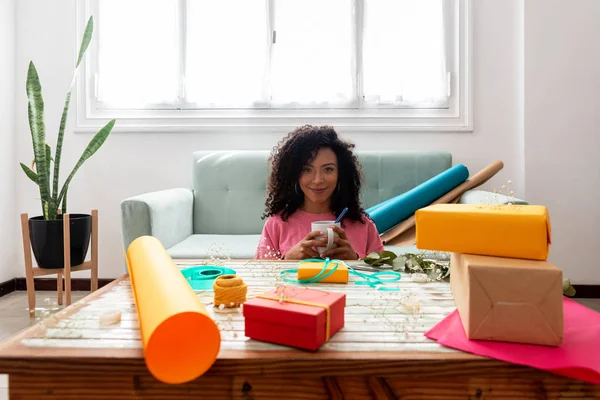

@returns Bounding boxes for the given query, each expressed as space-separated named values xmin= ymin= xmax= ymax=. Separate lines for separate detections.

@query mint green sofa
xmin=120 ymin=150 xmax=524 ymax=259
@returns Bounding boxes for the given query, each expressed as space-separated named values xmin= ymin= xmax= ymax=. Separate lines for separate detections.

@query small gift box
xmin=450 ymin=252 xmax=564 ymax=346
xmin=297 ymin=260 xmax=348 ymax=283
xmin=415 ymin=204 xmax=552 ymax=260
xmin=243 ymin=287 xmax=346 ymax=351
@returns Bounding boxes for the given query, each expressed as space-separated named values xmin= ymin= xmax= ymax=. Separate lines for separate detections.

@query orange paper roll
xmin=126 ymin=236 xmax=221 ymax=384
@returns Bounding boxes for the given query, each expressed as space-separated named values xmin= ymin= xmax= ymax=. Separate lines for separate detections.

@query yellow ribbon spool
xmin=213 ymin=274 xmax=247 ymax=308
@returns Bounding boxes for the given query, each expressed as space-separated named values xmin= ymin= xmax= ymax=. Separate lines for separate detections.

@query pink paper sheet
xmin=425 ymin=297 xmax=600 ymax=385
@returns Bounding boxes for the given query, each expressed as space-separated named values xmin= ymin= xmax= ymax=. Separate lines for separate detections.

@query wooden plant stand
xmin=20 ymin=210 xmax=99 ymax=317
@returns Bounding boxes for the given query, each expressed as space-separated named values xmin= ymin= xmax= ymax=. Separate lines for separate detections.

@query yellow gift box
xmin=298 ymin=261 xmax=348 ymax=283
xmin=415 ymin=204 xmax=552 ymax=260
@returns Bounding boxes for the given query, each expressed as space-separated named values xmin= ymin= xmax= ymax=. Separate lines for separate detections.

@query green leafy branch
xmin=362 ymin=250 xmax=450 ymax=282
xmin=361 ymin=250 xmax=577 ymax=297
xmin=563 ymin=278 xmax=576 ymax=297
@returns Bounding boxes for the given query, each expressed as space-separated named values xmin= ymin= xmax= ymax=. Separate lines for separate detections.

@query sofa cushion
xmin=192 ymin=151 xmax=270 ymax=235
xmin=192 ymin=150 xmax=452 ymax=235
xmin=383 ymin=244 xmax=420 ymax=256
xmin=167 ymin=235 xmax=421 ymax=261
xmin=167 ymin=234 xmax=261 ymax=259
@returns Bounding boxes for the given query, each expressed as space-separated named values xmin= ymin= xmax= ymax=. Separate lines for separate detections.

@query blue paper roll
xmin=367 ymin=164 xmax=469 ymax=233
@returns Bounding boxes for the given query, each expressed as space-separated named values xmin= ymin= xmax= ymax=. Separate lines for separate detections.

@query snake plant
xmin=20 ymin=16 xmax=115 ymax=220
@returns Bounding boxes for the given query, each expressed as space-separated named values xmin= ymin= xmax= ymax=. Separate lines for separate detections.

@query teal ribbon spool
xmin=280 ymin=258 xmax=401 ymax=291
xmin=180 ymin=266 xmax=237 ymax=290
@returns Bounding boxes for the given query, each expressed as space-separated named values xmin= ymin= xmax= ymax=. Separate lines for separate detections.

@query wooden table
xmin=0 ymin=259 xmax=598 ymax=399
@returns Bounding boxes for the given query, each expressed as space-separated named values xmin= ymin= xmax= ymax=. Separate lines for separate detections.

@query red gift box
xmin=243 ymin=287 xmax=346 ymax=351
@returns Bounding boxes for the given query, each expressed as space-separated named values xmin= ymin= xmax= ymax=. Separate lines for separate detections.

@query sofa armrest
xmin=459 ymin=189 xmax=528 ymax=205
xmin=121 ymin=188 xmax=194 ymax=250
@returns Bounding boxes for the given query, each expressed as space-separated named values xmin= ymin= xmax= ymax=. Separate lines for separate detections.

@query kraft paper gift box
xmin=450 ymin=253 xmax=564 ymax=346
xmin=415 ymin=204 xmax=552 ymax=260
xmin=243 ymin=287 xmax=346 ymax=351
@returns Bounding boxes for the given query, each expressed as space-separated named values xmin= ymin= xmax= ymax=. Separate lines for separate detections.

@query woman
xmin=255 ymin=125 xmax=384 ymax=260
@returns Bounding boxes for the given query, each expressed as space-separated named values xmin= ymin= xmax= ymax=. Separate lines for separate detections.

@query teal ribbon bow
xmin=280 ymin=257 xmax=401 ymax=291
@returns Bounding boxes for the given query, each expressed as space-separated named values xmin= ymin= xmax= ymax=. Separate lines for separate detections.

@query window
xmin=76 ymin=0 xmax=471 ymax=132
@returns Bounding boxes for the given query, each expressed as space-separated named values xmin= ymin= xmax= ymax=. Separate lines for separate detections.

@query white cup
xmin=311 ymin=220 xmax=340 ymax=255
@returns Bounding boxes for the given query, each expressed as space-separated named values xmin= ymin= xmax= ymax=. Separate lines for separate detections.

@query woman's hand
xmin=320 ymin=225 xmax=359 ymax=260
xmin=283 ymin=231 xmax=327 ymax=260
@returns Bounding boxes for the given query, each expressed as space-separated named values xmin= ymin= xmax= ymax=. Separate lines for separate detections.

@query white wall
xmin=14 ymin=0 xmax=566 ymax=281
xmin=0 ymin=0 xmax=16 ymax=283
xmin=524 ymin=0 xmax=600 ymax=284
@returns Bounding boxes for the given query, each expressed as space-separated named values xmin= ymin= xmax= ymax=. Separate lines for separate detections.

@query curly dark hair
xmin=262 ymin=124 xmax=367 ymax=224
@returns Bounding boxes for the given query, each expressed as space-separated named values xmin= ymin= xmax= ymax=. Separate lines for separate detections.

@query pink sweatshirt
xmin=255 ymin=210 xmax=384 ymax=260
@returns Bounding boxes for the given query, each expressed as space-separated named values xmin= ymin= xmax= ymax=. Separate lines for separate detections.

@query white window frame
xmin=75 ymin=0 xmax=472 ymax=134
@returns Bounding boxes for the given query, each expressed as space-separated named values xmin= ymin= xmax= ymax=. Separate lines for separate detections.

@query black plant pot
xmin=29 ymin=214 xmax=92 ymax=269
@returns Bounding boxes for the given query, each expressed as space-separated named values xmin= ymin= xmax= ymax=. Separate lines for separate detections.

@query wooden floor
xmin=0 ymin=290 xmax=90 ymax=400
